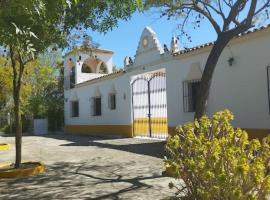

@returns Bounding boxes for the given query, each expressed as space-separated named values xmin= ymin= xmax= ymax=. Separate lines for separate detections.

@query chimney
xmin=171 ymin=36 xmax=180 ymax=53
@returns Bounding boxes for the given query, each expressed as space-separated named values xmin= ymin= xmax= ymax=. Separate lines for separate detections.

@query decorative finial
xmin=164 ymin=44 xmax=169 ymax=53
xmin=171 ymin=36 xmax=180 ymax=53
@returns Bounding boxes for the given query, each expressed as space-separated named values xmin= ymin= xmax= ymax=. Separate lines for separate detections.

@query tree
xmin=0 ymin=0 xmax=139 ymax=168
xmin=144 ymin=0 xmax=270 ymax=119
xmin=26 ymin=55 xmax=65 ymax=131
xmin=0 ymin=57 xmax=12 ymax=105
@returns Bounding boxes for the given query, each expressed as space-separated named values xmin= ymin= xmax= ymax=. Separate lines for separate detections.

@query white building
xmin=64 ymin=25 xmax=270 ymax=139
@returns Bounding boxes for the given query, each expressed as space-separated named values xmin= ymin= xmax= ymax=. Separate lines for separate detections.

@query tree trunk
xmin=14 ymin=89 xmax=22 ymax=168
xmin=10 ymin=46 xmax=24 ymax=169
xmin=195 ymin=35 xmax=231 ymax=119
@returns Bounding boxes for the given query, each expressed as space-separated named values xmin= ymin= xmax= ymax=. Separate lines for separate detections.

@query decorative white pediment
xmin=185 ymin=63 xmax=202 ymax=80
xmin=134 ymin=27 xmax=164 ymax=66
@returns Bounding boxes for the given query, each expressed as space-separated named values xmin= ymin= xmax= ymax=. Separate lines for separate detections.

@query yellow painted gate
xmin=131 ymin=72 xmax=168 ymax=139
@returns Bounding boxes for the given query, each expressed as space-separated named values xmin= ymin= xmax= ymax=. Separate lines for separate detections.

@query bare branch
xmin=246 ymin=0 xmax=258 ymax=23
xmin=189 ymin=5 xmax=222 ymax=33
xmin=223 ymin=0 xmax=247 ymax=30
xmin=180 ymin=10 xmax=192 ymax=34
xmin=198 ymin=0 xmax=226 ymax=21
xmin=218 ymin=0 xmax=225 ymax=16
xmin=253 ymin=0 xmax=270 ymax=16
xmin=222 ymin=0 xmax=233 ymax=8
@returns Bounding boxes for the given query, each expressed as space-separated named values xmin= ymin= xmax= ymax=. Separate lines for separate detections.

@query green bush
xmin=165 ymin=110 xmax=270 ymax=200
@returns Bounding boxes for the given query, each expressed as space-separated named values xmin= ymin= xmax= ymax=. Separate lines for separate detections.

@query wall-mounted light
xmin=228 ymin=57 xmax=235 ymax=66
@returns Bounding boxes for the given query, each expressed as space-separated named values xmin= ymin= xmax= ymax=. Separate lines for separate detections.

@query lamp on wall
xmin=228 ymin=57 xmax=235 ymax=66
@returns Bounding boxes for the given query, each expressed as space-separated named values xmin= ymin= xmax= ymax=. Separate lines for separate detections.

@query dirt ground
xmin=0 ymin=134 xmax=176 ymax=200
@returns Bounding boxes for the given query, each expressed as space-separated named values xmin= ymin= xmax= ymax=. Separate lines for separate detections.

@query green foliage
xmin=0 ymin=57 xmax=12 ymax=105
xmin=165 ymin=110 xmax=270 ymax=200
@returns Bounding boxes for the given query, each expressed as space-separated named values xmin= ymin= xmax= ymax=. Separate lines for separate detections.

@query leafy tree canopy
xmin=0 ymin=0 xmax=140 ymax=57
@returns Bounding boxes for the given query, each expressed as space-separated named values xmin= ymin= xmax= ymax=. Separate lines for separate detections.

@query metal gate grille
xmin=131 ymin=72 xmax=168 ymax=139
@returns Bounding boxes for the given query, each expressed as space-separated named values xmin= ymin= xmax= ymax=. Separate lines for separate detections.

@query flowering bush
xmin=165 ymin=110 xmax=270 ymax=199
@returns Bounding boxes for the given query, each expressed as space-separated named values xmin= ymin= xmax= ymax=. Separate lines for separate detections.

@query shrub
xmin=165 ymin=110 xmax=270 ymax=200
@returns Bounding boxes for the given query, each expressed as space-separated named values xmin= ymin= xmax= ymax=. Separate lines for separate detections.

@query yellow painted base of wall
xmin=169 ymin=127 xmax=270 ymax=140
xmin=133 ymin=117 xmax=168 ymax=137
xmin=0 ymin=144 xmax=11 ymax=151
xmin=65 ymin=124 xmax=133 ymax=138
xmin=65 ymin=124 xmax=270 ymax=140
xmin=0 ymin=162 xmax=45 ymax=179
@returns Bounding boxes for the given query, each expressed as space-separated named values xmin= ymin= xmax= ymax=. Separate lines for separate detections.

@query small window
xmin=71 ymin=101 xmax=79 ymax=117
xmin=91 ymin=97 xmax=102 ymax=116
xmin=183 ymin=80 xmax=201 ymax=112
xmin=108 ymin=93 xmax=116 ymax=110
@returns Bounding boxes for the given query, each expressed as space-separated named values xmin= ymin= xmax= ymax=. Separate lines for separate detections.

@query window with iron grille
xmin=108 ymin=93 xmax=116 ymax=110
xmin=267 ymin=66 xmax=270 ymax=114
xmin=183 ymin=79 xmax=201 ymax=112
xmin=71 ymin=101 xmax=79 ymax=117
xmin=91 ymin=96 xmax=102 ymax=116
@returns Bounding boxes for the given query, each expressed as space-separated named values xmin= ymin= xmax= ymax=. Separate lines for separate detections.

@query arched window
xmin=81 ymin=63 xmax=93 ymax=73
xmin=70 ymin=66 xmax=75 ymax=89
xmin=99 ymin=62 xmax=108 ymax=74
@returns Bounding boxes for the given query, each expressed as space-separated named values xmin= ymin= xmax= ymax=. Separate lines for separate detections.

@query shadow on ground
xmin=0 ymin=160 xmax=172 ymax=200
xmin=42 ymin=134 xmax=167 ymax=159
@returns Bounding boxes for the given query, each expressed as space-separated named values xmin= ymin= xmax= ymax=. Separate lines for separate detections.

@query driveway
xmin=0 ymin=134 xmax=175 ymax=200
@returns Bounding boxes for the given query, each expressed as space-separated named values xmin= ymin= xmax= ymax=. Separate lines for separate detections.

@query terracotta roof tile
xmin=75 ymin=70 xmax=125 ymax=87
xmin=173 ymin=24 xmax=270 ymax=56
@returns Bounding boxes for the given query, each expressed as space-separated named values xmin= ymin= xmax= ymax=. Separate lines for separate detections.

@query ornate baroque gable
xmin=133 ymin=27 xmax=164 ymax=66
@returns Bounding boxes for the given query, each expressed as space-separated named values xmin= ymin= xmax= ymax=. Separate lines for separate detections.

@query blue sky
xmin=88 ymin=8 xmax=270 ymax=69
xmin=89 ymin=10 xmax=217 ymax=68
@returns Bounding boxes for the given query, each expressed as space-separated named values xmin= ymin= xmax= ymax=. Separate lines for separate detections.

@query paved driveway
xmin=0 ymin=134 xmax=175 ymax=200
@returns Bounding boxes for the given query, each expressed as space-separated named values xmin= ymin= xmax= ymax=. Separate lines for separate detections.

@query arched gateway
xmin=131 ymin=71 xmax=168 ymax=139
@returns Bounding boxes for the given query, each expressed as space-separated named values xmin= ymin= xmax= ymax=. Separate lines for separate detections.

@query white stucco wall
xmin=64 ymin=26 xmax=270 ymax=133
xmin=166 ymin=29 xmax=270 ymax=129
xmin=64 ymin=74 xmax=132 ymax=125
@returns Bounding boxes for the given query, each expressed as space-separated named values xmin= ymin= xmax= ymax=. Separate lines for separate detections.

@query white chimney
xmin=171 ymin=36 xmax=180 ymax=53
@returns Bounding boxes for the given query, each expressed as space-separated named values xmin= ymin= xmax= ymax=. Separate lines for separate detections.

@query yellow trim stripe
xmin=65 ymin=124 xmax=269 ymax=140
xmin=169 ymin=127 xmax=270 ymax=140
xmin=65 ymin=125 xmax=133 ymax=137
